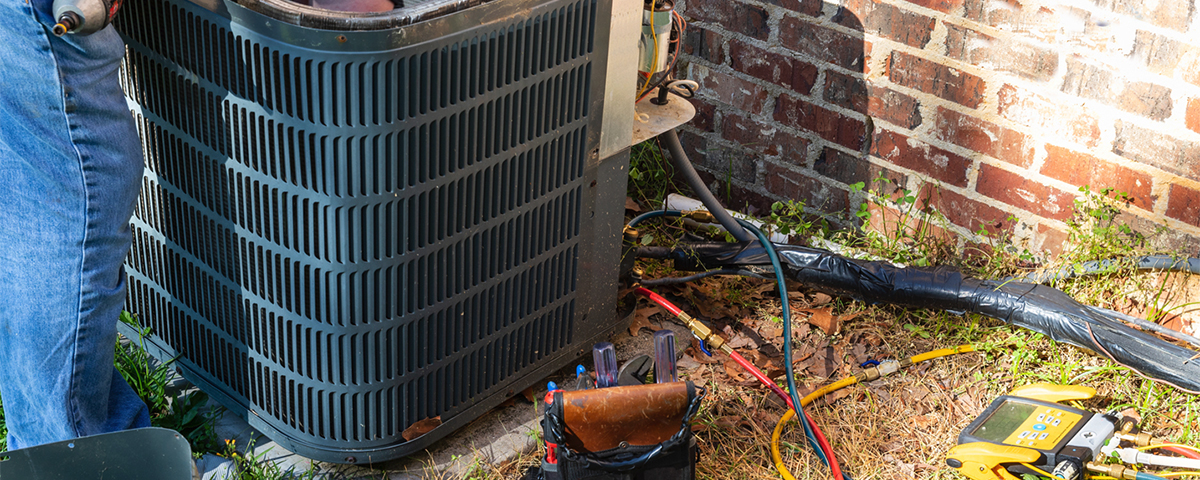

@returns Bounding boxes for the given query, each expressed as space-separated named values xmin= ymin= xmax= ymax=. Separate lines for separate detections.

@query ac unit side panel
xmin=116 ymin=0 xmax=621 ymax=463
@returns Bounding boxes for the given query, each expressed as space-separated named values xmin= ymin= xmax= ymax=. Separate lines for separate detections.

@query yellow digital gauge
xmin=946 ymin=384 xmax=1116 ymax=480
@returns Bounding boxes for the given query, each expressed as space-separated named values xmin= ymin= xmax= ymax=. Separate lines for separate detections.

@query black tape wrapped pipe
xmin=647 ymin=243 xmax=1200 ymax=393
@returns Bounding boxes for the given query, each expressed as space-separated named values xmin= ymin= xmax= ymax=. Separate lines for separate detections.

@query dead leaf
xmin=628 ymin=305 xmax=663 ymax=336
xmin=851 ymin=343 xmax=868 ymax=364
xmin=723 ymin=359 xmax=748 ymax=380
xmin=792 ymin=343 xmax=815 ymax=363
xmin=677 ymin=353 xmax=702 ymax=370
xmin=911 ymin=414 xmax=936 ymax=429
xmin=1118 ymin=408 xmax=1142 ymax=424
xmin=793 ymin=322 xmax=811 ymax=339
xmin=402 ymin=416 xmax=442 ymax=441
xmin=625 ymin=197 xmax=642 ymax=212
xmin=727 ymin=334 xmax=758 ymax=349
xmin=838 ymin=311 xmax=863 ymax=325
xmin=824 ymin=387 xmax=852 ymax=404
xmin=811 ymin=293 xmax=833 ymax=305
xmin=753 ymin=354 xmax=786 ymax=380
xmin=802 ymin=307 xmax=839 ymax=335
xmin=798 ymin=347 xmax=837 ymax=378
xmin=520 ymin=386 xmax=536 ymax=403
xmin=713 ymin=415 xmax=753 ymax=430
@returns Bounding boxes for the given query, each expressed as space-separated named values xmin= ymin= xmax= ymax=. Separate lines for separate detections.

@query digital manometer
xmin=947 ymin=384 xmax=1117 ymax=480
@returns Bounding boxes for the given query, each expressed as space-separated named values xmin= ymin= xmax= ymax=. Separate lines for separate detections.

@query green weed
xmin=221 ymin=437 xmax=316 ymax=480
xmin=116 ymin=311 xmax=222 ymax=457
xmin=0 ymin=394 xmax=6 ymax=453
xmin=836 ymin=173 xmax=956 ymax=268
xmin=767 ymin=200 xmax=819 ymax=239
xmin=1062 ymin=186 xmax=1146 ymax=264
xmin=627 ymin=140 xmax=677 ymax=208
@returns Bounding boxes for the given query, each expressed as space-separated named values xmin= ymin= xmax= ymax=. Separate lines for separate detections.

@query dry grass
xmin=472 ymin=186 xmax=1200 ymax=480
xmin=476 ymin=268 xmax=1199 ymax=480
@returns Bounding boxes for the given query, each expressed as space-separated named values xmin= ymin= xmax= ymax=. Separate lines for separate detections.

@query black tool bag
xmin=527 ymin=382 xmax=705 ymax=480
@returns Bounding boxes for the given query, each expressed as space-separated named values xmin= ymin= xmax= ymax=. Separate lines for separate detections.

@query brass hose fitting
xmin=1087 ymin=462 xmax=1137 ymax=480
xmin=683 ymin=210 xmax=716 ymax=223
xmin=675 ymin=310 xmax=731 ymax=354
xmin=1114 ymin=431 xmax=1155 ymax=447
xmin=622 ymin=226 xmax=640 ymax=243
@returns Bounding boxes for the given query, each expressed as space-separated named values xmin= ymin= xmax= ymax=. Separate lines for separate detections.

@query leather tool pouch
xmin=535 ymin=381 xmax=705 ymax=480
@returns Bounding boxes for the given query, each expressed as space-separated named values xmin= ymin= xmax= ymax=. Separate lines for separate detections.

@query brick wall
xmin=674 ymin=0 xmax=1200 ymax=255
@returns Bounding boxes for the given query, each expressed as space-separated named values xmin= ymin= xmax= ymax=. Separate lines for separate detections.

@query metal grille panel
xmin=117 ymin=0 xmax=615 ymax=463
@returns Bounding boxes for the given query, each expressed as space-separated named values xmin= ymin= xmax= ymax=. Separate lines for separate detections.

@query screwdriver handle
xmin=592 ymin=342 xmax=618 ymax=388
xmin=653 ymin=329 xmax=677 ymax=383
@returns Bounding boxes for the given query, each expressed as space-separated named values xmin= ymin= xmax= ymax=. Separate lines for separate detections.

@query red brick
xmin=1061 ymin=59 xmax=1173 ymax=121
xmin=832 ymin=4 xmax=865 ymax=30
xmin=679 ymin=131 xmax=761 ymax=186
xmin=679 ymin=0 xmax=770 ymax=40
xmin=1099 ymin=0 xmax=1194 ymax=33
xmin=691 ymin=65 xmax=769 ymax=114
xmin=837 ymin=0 xmax=936 ymax=48
xmin=677 ymin=130 xmax=711 ymax=167
xmin=1041 ymin=145 xmax=1154 ymax=210
xmin=688 ymin=97 xmax=716 ymax=132
xmin=932 ymin=107 xmax=1032 ymax=167
xmin=681 ymin=25 xmax=725 ymax=64
xmin=869 ymin=128 xmax=970 ymax=187
xmin=774 ymin=95 xmax=868 ymax=151
xmin=1122 ymin=214 xmax=1200 ymax=253
xmin=1112 ymin=121 xmax=1200 ymax=179
xmin=1166 ymin=184 xmax=1200 ymax=228
xmin=722 ymin=113 xmax=811 ymax=159
xmin=729 ymin=40 xmax=819 ymax=94
xmin=862 ymin=201 xmax=955 ymax=243
xmin=824 ymin=73 xmax=923 ymax=130
xmin=1187 ymin=98 xmax=1200 ymax=135
xmin=814 ymin=147 xmax=906 ymax=191
xmin=778 ymin=17 xmax=865 ymax=71
xmin=763 ymin=162 xmax=850 ymax=213
xmin=823 ymin=70 xmax=869 ymax=112
xmin=760 ymin=0 xmax=823 ymax=17
xmin=997 ymin=84 xmax=1102 ymax=149
xmin=867 ymin=86 xmax=922 ymax=130
xmin=886 ymin=51 xmax=985 ymax=108
xmin=1130 ymin=30 xmax=1198 ymax=79
xmin=864 ymin=41 xmax=874 ymax=76
xmin=976 ymin=163 xmax=1075 ymax=221
xmin=924 ymin=188 xmax=1014 ymax=237
xmin=902 ymin=0 xmax=964 ymax=13
xmin=1037 ymin=224 xmax=1068 ymax=256
xmin=994 ymin=129 xmax=1034 ymax=167
xmin=1182 ymin=56 xmax=1200 ymax=89
xmin=964 ymin=0 xmax=1081 ymax=41
xmin=1060 ymin=59 xmax=1115 ymax=101
xmin=945 ymin=24 xmax=1058 ymax=82
xmin=1118 ymin=82 xmax=1173 ymax=121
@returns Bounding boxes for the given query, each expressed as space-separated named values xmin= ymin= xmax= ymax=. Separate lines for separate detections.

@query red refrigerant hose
xmin=634 ymin=287 xmax=846 ymax=480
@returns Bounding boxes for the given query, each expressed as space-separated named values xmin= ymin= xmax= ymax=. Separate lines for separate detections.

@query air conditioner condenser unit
xmin=116 ymin=0 xmax=638 ymax=463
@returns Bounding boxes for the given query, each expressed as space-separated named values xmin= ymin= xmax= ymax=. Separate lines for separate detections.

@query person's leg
xmin=0 ymin=0 xmax=149 ymax=450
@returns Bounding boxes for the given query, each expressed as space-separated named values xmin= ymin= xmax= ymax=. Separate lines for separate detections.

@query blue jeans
xmin=0 ymin=0 xmax=150 ymax=450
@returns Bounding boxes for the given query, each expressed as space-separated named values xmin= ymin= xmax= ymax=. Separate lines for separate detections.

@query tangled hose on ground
xmin=645 ymin=242 xmax=1200 ymax=393
xmin=770 ymin=346 xmax=976 ymax=480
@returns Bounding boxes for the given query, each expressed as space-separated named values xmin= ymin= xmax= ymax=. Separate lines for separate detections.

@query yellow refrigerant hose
xmin=771 ymin=345 xmax=977 ymax=480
